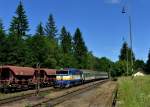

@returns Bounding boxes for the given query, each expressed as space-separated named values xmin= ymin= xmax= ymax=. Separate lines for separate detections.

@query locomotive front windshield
xmin=56 ymin=70 xmax=68 ymax=75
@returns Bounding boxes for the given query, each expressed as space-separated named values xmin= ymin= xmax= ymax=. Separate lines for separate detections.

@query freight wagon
xmin=0 ymin=66 xmax=35 ymax=92
xmin=0 ymin=65 xmax=56 ymax=93
xmin=36 ymin=69 xmax=56 ymax=87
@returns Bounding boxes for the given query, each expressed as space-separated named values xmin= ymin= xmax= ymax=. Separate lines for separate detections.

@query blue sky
xmin=0 ymin=0 xmax=149 ymax=61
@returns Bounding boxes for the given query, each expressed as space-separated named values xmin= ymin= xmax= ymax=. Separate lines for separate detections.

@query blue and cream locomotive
xmin=54 ymin=68 xmax=83 ymax=88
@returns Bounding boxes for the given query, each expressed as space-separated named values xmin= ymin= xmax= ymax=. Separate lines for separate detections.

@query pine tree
xmin=28 ymin=23 xmax=49 ymax=67
xmin=6 ymin=1 xmax=30 ymax=66
xmin=0 ymin=19 xmax=4 ymax=32
xmin=119 ymin=42 xmax=135 ymax=62
xmin=59 ymin=26 xmax=77 ymax=68
xmin=128 ymin=48 xmax=135 ymax=62
xmin=119 ymin=42 xmax=128 ymax=61
xmin=0 ymin=19 xmax=5 ymax=37
xmin=60 ymin=26 xmax=72 ymax=53
xmin=119 ymin=42 xmax=135 ymax=75
xmin=36 ymin=22 xmax=44 ymax=36
xmin=45 ymin=14 xmax=57 ymax=40
xmin=66 ymin=32 xmax=73 ymax=53
xmin=0 ymin=19 xmax=6 ymax=64
xmin=9 ymin=1 xmax=29 ymax=38
xmin=73 ymin=28 xmax=88 ymax=68
xmin=44 ymin=14 xmax=62 ymax=68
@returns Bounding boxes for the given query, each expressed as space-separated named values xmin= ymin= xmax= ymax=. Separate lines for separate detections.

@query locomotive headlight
xmin=56 ymin=76 xmax=61 ymax=80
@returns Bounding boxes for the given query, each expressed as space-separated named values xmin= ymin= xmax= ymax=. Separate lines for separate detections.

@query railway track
xmin=0 ymin=79 xmax=108 ymax=107
xmin=32 ymin=80 xmax=108 ymax=107
xmin=0 ymin=87 xmax=54 ymax=106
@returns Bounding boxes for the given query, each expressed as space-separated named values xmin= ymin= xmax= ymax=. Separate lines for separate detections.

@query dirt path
xmin=55 ymin=81 xmax=117 ymax=107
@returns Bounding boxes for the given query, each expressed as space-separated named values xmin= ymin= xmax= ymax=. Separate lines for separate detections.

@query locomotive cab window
xmin=56 ymin=70 xmax=68 ymax=75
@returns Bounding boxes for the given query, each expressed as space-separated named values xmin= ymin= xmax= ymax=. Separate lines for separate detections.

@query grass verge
xmin=117 ymin=76 xmax=150 ymax=107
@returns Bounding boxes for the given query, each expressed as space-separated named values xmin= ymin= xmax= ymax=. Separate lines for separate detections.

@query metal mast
xmin=122 ymin=5 xmax=134 ymax=75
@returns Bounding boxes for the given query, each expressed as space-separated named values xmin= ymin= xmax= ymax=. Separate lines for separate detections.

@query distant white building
xmin=133 ymin=68 xmax=145 ymax=77
xmin=134 ymin=71 xmax=145 ymax=76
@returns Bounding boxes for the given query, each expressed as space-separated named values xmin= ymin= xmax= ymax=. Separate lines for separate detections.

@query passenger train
xmin=54 ymin=68 xmax=108 ymax=88
xmin=0 ymin=65 xmax=108 ymax=92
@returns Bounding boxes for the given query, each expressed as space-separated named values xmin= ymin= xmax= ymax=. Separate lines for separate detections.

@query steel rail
xmin=32 ymin=79 xmax=109 ymax=107
xmin=0 ymin=87 xmax=53 ymax=106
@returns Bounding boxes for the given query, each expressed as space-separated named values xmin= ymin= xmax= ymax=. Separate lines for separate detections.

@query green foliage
xmin=6 ymin=8 xmax=30 ymax=66
xmin=59 ymin=26 xmax=77 ymax=68
xmin=28 ymin=24 xmax=49 ymax=67
xmin=73 ymin=28 xmax=88 ymax=69
xmin=119 ymin=42 xmax=135 ymax=62
xmin=9 ymin=1 xmax=29 ymax=38
xmin=5 ymin=35 xmax=31 ymax=66
xmin=0 ymin=19 xmax=6 ymax=64
xmin=98 ymin=57 xmax=113 ymax=72
xmin=0 ymin=19 xmax=4 ymax=32
xmin=45 ymin=14 xmax=58 ymax=40
xmin=112 ymin=61 xmax=127 ymax=77
xmin=59 ymin=53 xmax=77 ymax=68
xmin=36 ymin=22 xmax=44 ymax=36
xmin=86 ymin=52 xmax=96 ymax=70
xmin=45 ymin=38 xmax=60 ymax=68
xmin=60 ymin=26 xmax=72 ymax=54
xmin=119 ymin=42 xmax=128 ymax=61
xmin=44 ymin=14 xmax=61 ymax=68
xmin=113 ymin=42 xmax=136 ymax=76
xmin=134 ymin=59 xmax=145 ymax=71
